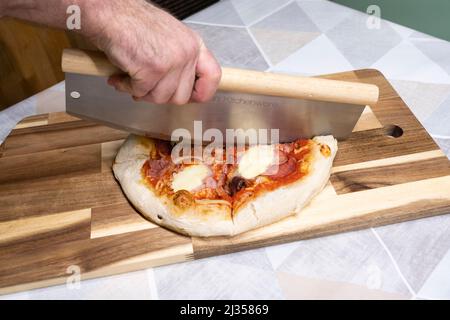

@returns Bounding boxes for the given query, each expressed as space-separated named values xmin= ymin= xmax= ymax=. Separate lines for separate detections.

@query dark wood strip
xmin=0 ymin=228 xmax=191 ymax=290
xmin=334 ymin=124 xmax=438 ymax=166
xmin=0 ymin=171 xmax=126 ymax=222
xmin=192 ymin=198 xmax=450 ymax=259
xmin=331 ymin=156 xmax=450 ymax=194
xmin=2 ymin=121 xmax=128 ymax=157
xmin=0 ymin=143 xmax=101 ymax=183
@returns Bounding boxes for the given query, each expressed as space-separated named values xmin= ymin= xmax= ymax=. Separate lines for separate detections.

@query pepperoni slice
xmin=146 ymin=158 xmax=172 ymax=178
xmin=263 ymin=157 xmax=297 ymax=179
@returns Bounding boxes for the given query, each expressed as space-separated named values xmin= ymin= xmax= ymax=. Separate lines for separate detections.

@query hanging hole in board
xmin=384 ymin=125 xmax=403 ymax=138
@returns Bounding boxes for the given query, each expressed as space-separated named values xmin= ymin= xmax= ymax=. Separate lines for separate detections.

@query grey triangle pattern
xmin=432 ymin=137 xmax=450 ymax=160
xmin=297 ymin=0 xmax=353 ymax=33
xmin=326 ymin=12 xmax=402 ymax=69
xmin=154 ymin=253 xmax=284 ymax=299
xmin=277 ymin=229 xmax=412 ymax=297
xmin=249 ymin=2 xmax=321 ymax=64
xmin=424 ymin=94 xmax=450 ymax=137
xmin=26 ymin=270 xmax=152 ymax=300
xmin=185 ymin=0 xmax=245 ymax=26
xmin=412 ymin=39 xmax=450 ymax=75
xmin=251 ymin=1 xmax=319 ymax=32
xmin=186 ymin=23 xmax=268 ymax=70
xmin=231 ymin=0 xmax=292 ymax=26
xmin=375 ymin=214 xmax=450 ymax=293
xmin=388 ymin=80 xmax=450 ymax=124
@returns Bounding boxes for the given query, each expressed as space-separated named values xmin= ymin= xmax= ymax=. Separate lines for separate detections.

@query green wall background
xmin=331 ymin=0 xmax=450 ymax=42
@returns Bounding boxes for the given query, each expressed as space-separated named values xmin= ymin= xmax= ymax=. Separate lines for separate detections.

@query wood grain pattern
xmin=2 ymin=121 xmax=128 ymax=157
xmin=0 ymin=228 xmax=192 ymax=294
xmin=0 ymin=69 xmax=449 ymax=295
xmin=0 ymin=144 xmax=101 ymax=183
xmin=193 ymin=176 xmax=450 ymax=258
xmin=91 ymin=203 xmax=157 ymax=239
xmin=0 ymin=209 xmax=91 ymax=256
xmin=0 ymin=171 xmax=125 ymax=222
xmin=331 ymin=155 xmax=450 ymax=194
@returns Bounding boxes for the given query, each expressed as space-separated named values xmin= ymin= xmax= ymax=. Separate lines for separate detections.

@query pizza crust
xmin=113 ymin=135 xmax=337 ymax=237
xmin=233 ymin=135 xmax=337 ymax=235
xmin=113 ymin=135 xmax=234 ymax=236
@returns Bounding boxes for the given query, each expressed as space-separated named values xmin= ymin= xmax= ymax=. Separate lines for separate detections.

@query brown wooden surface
xmin=1 ymin=69 xmax=450 ymax=294
xmin=0 ymin=19 xmax=93 ymax=110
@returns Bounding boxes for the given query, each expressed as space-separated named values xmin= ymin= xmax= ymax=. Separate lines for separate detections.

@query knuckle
xmin=153 ymin=63 xmax=168 ymax=76
xmin=185 ymin=40 xmax=199 ymax=57
xmin=178 ymin=37 xmax=200 ymax=64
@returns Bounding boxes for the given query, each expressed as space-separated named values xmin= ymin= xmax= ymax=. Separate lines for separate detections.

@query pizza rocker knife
xmin=61 ymin=49 xmax=379 ymax=143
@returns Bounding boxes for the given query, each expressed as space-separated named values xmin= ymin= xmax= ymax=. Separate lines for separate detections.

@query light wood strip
xmin=91 ymin=243 xmax=194 ymax=276
xmin=47 ymin=112 xmax=81 ymax=124
xmin=0 ymin=209 xmax=90 ymax=245
xmin=101 ymin=139 xmax=125 ymax=172
xmin=331 ymin=155 xmax=450 ymax=194
xmin=332 ymin=150 xmax=445 ymax=174
xmin=352 ymin=106 xmax=383 ymax=132
xmin=193 ymin=175 xmax=450 ymax=258
xmin=13 ymin=114 xmax=49 ymax=130
xmin=91 ymin=203 xmax=157 ymax=239
xmin=14 ymin=119 xmax=49 ymax=129
xmin=313 ymin=181 xmax=337 ymax=201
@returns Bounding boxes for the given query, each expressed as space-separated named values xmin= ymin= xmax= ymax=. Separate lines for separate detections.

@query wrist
xmin=1 ymin=0 xmax=35 ymax=17
xmin=81 ymin=0 xmax=159 ymax=50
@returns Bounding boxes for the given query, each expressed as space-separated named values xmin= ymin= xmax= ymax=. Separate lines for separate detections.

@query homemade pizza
xmin=113 ymin=135 xmax=337 ymax=237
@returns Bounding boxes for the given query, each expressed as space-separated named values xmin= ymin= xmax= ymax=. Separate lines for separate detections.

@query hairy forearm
xmin=0 ymin=0 xmax=157 ymax=41
xmin=2 ymin=0 xmax=83 ymax=27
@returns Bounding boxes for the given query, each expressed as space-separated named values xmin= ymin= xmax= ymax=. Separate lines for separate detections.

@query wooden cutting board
xmin=1 ymin=69 xmax=450 ymax=295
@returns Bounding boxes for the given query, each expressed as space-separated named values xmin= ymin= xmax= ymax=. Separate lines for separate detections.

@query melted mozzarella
xmin=172 ymin=164 xmax=211 ymax=192
xmin=238 ymin=145 xmax=276 ymax=179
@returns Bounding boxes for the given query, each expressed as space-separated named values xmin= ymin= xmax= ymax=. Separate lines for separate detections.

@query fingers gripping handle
xmin=62 ymin=48 xmax=379 ymax=105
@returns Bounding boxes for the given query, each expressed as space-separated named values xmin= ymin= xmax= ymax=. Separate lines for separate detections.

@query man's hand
xmin=1 ymin=0 xmax=222 ymax=105
xmin=87 ymin=1 xmax=221 ymax=105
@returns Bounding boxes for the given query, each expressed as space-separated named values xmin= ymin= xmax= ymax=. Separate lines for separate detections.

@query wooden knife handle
xmin=62 ymin=48 xmax=379 ymax=105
